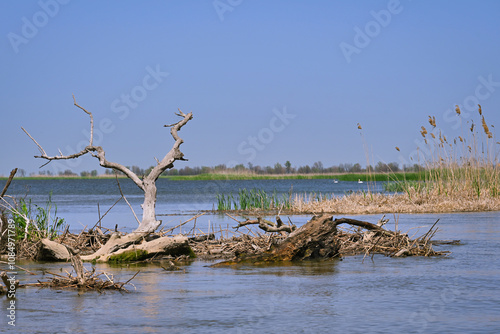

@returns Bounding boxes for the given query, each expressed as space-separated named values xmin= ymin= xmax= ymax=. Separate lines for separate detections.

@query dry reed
xmin=293 ymin=105 xmax=500 ymax=214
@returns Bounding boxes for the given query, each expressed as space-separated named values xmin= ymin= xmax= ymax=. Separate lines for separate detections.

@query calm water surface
xmin=1 ymin=179 xmax=499 ymax=333
xmin=2 ymin=178 xmax=383 ymax=232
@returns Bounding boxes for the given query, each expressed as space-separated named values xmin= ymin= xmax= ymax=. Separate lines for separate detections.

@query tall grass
xmin=9 ymin=193 xmax=66 ymax=241
xmin=293 ymin=105 xmax=500 ymax=214
xmin=216 ymin=188 xmax=292 ymax=211
xmin=390 ymin=105 xmax=499 ymax=202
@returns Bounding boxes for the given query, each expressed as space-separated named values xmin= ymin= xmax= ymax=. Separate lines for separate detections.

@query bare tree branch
xmin=72 ymin=94 xmax=94 ymax=146
xmin=21 ymin=127 xmax=47 ymax=156
xmin=232 ymin=216 xmax=297 ymax=234
xmin=22 ymin=96 xmax=194 ymax=233
xmin=114 ymin=174 xmax=141 ymax=225
xmin=0 ymin=168 xmax=17 ymax=198
xmin=146 ymin=109 xmax=192 ymax=181
xmin=22 ymin=97 xmax=144 ymax=189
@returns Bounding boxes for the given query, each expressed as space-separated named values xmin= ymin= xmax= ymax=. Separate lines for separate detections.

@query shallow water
xmin=1 ymin=178 xmax=383 ymax=232
xmin=1 ymin=180 xmax=500 ymax=333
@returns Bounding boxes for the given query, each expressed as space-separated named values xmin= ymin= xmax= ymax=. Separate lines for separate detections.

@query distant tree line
xmin=25 ymin=161 xmax=425 ymax=177
xmin=159 ymin=161 xmax=426 ymax=176
xmin=125 ymin=161 xmax=421 ymax=176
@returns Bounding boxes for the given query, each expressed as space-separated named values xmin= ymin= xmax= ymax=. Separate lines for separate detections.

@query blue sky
xmin=1 ymin=0 xmax=500 ymax=176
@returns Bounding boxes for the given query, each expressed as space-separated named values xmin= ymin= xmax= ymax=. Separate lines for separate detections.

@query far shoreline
xmin=0 ymin=172 xmax=424 ymax=182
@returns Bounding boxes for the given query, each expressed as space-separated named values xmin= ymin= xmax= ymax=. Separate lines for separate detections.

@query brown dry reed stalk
xmin=292 ymin=105 xmax=499 ymax=214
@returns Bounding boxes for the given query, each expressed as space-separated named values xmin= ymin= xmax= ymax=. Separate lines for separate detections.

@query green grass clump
xmin=383 ymin=180 xmax=428 ymax=193
xmin=216 ymin=188 xmax=292 ymax=211
xmin=9 ymin=193 xmax=66 ymax=241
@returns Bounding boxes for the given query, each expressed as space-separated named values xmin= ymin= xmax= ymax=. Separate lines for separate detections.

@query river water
xmin=1 ymin=179 xmax=500 ymax=333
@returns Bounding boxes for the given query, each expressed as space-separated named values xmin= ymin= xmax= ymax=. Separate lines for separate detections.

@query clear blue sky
xmin=1 ymin=0 xmax=500 ymax=176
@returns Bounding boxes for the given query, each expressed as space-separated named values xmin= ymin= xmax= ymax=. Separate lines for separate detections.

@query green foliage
xmin=384 ymin=180 xmax=427 ymax=193
xmin=216 ymin=188 xmax=292 ymax=211
xmin=10 ymin=193 xmax=66 ymax=241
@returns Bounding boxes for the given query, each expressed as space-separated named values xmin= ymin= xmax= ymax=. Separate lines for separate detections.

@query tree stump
xmin=215 ymin=214 xmax=341 ymax=265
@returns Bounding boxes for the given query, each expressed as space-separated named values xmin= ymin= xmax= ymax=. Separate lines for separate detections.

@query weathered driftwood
xmin=0 ymin=168 xmax=17 ymax=254
xmin=215 ymin=214 xmax=341 ymax=265
xmin=1 ymin=260 xmax=139 ymax=293
xmin=7 ymin=215 xmax=195 ymax=263
xmin=22 ymin=96 xmax=193 ymax=234
xmin=37 ymin=239 xmax=71 ymax=261
xmin=70 ymin=253 xmax=86 ymax=285
xmin=21 ymin=97 xmax=195 ymax=262
xmin=80 ymin=233 xmax=191 ymax=263
xmin=230 ymin=214 xmax=297 ymax=234
xmin=0 ymin=168 xmax=17 ymax=199
xmin=212 ymin=214 xmax=446 ymax=266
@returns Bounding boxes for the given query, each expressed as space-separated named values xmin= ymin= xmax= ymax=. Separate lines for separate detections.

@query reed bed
xmin=216 ymin=188 xmax=292 ymax=211
xmin=292 ymin=191 xmax=499 ymax=214
xmin=293 ymin=105 xmax=500 ymax=214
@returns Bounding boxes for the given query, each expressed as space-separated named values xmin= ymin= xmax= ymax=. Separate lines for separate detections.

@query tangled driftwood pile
xmin=191 ymin=214 xmax=450 ymax=265
xmin=0 ymin=255 xmax=137 ymax=294
xmin=11 ymin=227 xmax=112 ymax=261
xmin=1 ymin=213 xmax=453 ymax=295
xmin=189 ymin=233 xmax=287 ymax=260
xmin=7 ymin=213 xmax=450 ymax=266
xmin=35 ymin=257 xmax=138 ymax=292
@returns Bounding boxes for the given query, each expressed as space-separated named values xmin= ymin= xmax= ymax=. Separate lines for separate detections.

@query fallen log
xmin=80 ymin=233 xmax=192 ymax=263
xmin=37 ymin=239 xmax=71 ymax=261
xmin=215 ymin=214 xmax=341 ymax=265
xmin=213 ymin=214 xmax=445 ymax=266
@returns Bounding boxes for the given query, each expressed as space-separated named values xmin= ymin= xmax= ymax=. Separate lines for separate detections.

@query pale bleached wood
xmin=22 ymin=96 xmax=193 ymax=234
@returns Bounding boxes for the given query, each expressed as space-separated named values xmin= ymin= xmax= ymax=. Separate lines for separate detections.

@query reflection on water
xmin=1 ymin=180 xmax=500 ymax=333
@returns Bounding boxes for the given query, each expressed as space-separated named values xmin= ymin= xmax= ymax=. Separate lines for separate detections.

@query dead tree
xmin=22 ymin=96 xmax=194 ymax=262
xmin=23 ymin=95 xmax=192 ymax=233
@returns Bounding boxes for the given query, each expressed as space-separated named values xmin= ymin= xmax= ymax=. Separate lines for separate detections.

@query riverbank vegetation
xmin=295 ymin=105 xmax=499 ymax=214
xmin=209 ymin=106 xmax=499 ymax=214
